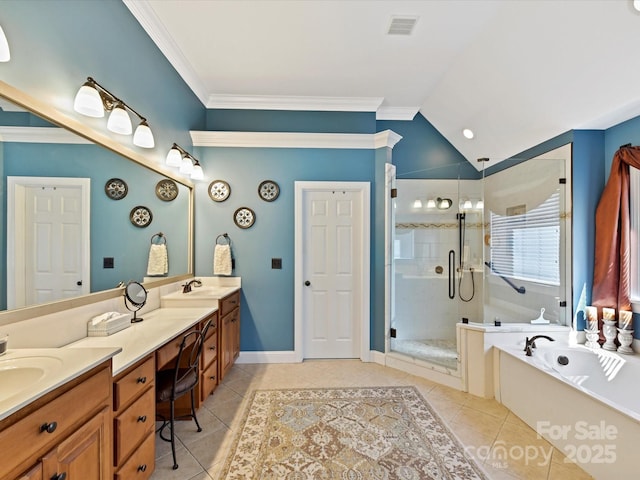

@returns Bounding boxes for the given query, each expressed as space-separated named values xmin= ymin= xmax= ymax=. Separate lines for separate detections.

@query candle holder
xmin=617 ymin=328 xmax=634 ymax=354
xmin=602 ymin=320 xmax=618 ymax=351
xmin=584 ymin=328 xmax=601 ymax=350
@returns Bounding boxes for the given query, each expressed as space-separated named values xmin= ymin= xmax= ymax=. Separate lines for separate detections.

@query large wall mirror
xmin=0 ymin=81 xmax=193 ymax=321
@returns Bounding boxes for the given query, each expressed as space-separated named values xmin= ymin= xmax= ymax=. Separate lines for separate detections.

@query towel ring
xmin=151 ymin=232 xmax=166 ymax=245
xmin=216 ymin=233 xmax=231 ymax=245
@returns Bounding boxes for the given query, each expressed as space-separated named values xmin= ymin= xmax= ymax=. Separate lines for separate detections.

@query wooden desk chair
xmin=156 ymin=319 xmax=212 ymax=469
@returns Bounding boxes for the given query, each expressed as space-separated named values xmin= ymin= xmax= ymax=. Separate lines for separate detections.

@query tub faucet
xmin=182 ymin=279 xmax=202 ymax=293
xmin=524 ymin=335 xmax=555 ymax=356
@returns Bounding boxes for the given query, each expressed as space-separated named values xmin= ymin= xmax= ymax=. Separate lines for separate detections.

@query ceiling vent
xmin=387 ymin=16 xmax=419 ymax=35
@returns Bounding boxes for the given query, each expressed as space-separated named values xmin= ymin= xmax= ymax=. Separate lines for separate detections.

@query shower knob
xmin=304 ymin=281 xmax=311 ymax=286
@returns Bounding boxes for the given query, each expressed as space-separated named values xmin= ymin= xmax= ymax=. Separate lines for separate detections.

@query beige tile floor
xmin=149 ymin=360 xmax=593 ymax=480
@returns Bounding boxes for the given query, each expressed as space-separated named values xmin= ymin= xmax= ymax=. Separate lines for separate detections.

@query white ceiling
xmin=125 ymin=0 xmax=640 ymax=169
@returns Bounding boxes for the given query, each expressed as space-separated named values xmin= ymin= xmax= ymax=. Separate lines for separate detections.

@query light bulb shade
xmin=412 ymin=199 xmax=423 ymax=209
xmin=426 ymin=199 xmax=436 ymax=209
xmin=0 ymin=25 xmax=10 ymax=62
xmin=179 ymin=156 xmax=194 ymax=174
xmin=107 ymin=103 xmax=132 ymax=135
xmin=166 ymin=147 xmax=182 ymax=167
xmin=463 ymin=200 xmax=473 ymax=209
xmin=133 ymin=121 xmax=154 ymax=148
xmin=74 ymin=83 xmax=104 ymax=118
xmin=191 ymin=163 xmax=204 ymax=180
xmin=475 ymin=200 xmax=484 ymax=209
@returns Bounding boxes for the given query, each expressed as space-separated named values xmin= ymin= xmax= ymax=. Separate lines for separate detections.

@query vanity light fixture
xmin=0 ymin=25 xmax=10 ymax=62
xmin=437 ymin=197 xmax=453 ymax=210
xmin=73 ymin=77 xmax=155 ymax=148
xmin=166 ymin=143 xmax=204 ymax=180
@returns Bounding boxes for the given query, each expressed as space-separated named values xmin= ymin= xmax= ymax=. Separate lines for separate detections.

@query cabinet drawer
xmin=114 ymin=387 xmax=155 ymax=467
xmin=156 ymin=326 xmax=197 ymax=370
xmin=200 ymin=360 xmax=218 ymax=401
xmin=16 ymin=463 xmax=42 ymax=480
xmin=203 ymin=313 xmax=218 ymax=338
xmin=202 ymin=328 xmax=218 ymax=367
xmin=113 ymin=357 xmax=154 ymax=411
xmin=0 ymin=366 xmax=110 ymax=480
xmin=114 ymin=432 xmax=154 ymax=480
xmin=220 ymin=291 xmax=240 ymax=317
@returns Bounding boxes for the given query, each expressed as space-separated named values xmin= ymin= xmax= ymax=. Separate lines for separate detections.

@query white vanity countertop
xmin=0 ymin=300 xmax=224 ymax=423
xmin=68 ymin=306 xmax=217 ymax=375
xmin=0 ymin=346 xmax=121 ymax=421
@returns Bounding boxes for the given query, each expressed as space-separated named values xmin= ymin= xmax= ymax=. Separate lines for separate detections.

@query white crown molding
xmin=191 ymin=129 xmax=402 ymax=150
xmin=376 ymin=106 xmax=420 ymax=121
xmin=123 ymin=0 xmax=208 ymax=106
xmin=0 ymin=126 xmax=91 ymax=144
xmin=207 ymin=94 xmax=384 ymax=112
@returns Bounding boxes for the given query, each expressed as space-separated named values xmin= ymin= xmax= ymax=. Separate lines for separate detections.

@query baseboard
xmin=236 ymin=351 xmax=299 ymax=364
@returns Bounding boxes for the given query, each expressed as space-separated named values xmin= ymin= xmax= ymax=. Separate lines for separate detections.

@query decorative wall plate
xmin=155 ymin=179 xmax=178 ymax=201
xmin=130 ymin=206 xmax=153 ymax=228
xmin=105 ymin=178 xmax=128 ymax=200
xmin=233 ymin=207 xmax=255 ymax=229
xmin=208 ymin=180 xmax=231 ymax=202
xmin=258 ymin=180 xmax=280 ymax=202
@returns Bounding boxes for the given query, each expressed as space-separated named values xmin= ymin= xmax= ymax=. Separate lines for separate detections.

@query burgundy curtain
xmin=592 ymin=145 xmax=640 ymax=316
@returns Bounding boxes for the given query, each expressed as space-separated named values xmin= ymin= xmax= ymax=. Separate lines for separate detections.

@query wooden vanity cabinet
xmin=0 ymin=362 xmax=113 ymax=480
xmin=112 ymin=355 xmax=155 ymax=480
xmin=219 ymin=290 xmax=240 ymax=381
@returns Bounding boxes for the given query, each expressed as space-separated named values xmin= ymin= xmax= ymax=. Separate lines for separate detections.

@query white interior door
xmin=7 ymin=177 xmax=90 ymax=308
xmin=295 ymin=182 xmax=370 ymax=360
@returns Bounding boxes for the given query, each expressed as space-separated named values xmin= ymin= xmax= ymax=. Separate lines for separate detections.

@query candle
xmin=602 ymin=308 xmax=616 ymax=321
xmin=585 ymin=306 xmax=598 ymax=331
xmin=619 ymin=310 xmax=633 ymax=330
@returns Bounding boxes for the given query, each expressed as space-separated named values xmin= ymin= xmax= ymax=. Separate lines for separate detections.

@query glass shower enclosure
xmin=391 ymin=164 xmax=484 ymax=371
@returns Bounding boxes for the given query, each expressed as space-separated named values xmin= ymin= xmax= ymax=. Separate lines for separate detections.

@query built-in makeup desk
xmin=68 ymin=306 xmax=219 ymax=480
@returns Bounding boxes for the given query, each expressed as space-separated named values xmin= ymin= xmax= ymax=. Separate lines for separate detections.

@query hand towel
xmin=147 ymin=243 xmax=168 ymax=276
xmin=214 ymin=244 xmax=232 ymax=276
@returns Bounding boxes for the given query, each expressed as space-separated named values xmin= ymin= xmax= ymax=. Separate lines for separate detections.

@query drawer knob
xmin=40 ymin=421 xmax=57 ymax=434
xmin=51 ymin=473 xmax=67 ymax=480
xmin=210 ymin=375 xmax=216 ymax=380
xmin=137 ymin=376 xmax=147 ymax=384
xmin=137 ymin=415 xmax=147 ymax=423
xmin=138 ymin=464 xmax=147 ymax=472
xmin=209 ymin=346 xmax=216 ymax=351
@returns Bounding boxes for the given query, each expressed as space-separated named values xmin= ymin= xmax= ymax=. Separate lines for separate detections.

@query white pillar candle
xmin=602 ymin=308 xmax=616 ymax=321
xmin=619 ymin=310 xmax=633 ymax=330
xmin=585 ymin=306 xmax=598 ymax=331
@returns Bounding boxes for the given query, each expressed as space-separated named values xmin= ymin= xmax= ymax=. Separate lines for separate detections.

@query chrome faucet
xmin=182 ymin=279 xmax=202 ymax=293
xmin=524 ymin=335 xmax=555 ymax=356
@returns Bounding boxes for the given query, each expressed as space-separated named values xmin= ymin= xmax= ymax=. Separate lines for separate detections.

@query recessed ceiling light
xmin=462 ymin=128 xmax=474 ymax=139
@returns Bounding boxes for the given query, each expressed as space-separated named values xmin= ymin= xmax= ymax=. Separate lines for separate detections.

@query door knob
xmin=304 ymin=280 xmax=311 ymax=286
xmin=76 ymin=280 xmax=83 ymax=286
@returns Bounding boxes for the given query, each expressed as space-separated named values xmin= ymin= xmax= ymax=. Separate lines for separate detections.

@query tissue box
xmin=87 ymin=313 xmax=132 ymax=336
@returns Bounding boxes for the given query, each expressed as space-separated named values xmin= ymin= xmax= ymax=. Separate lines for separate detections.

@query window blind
xmin=490 ymin=190 xmax=560 ymax=285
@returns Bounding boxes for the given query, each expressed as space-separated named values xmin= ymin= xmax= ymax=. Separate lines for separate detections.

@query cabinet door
xmin=42 ymin=407 xmax=111 ymax=480
xmin=232 ymin=308 xmax=240 ymax=360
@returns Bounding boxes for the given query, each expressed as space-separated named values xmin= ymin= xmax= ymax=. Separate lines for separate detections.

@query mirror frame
xmin=0 ymin=80 xmax=194 ymax=324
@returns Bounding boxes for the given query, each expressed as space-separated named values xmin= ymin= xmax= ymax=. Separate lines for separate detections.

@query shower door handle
xmin=448 ymin=250 xmax=455 ymax=299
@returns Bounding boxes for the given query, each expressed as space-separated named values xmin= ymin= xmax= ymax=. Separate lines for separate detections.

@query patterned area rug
xmin=220 ymin=386 xmax=488 ymax=479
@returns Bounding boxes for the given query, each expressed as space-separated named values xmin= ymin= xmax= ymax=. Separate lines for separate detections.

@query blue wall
xmin=194 ymin=145 xmax=378 ymax=351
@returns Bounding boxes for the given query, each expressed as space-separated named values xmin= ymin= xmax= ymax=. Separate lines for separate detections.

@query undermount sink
xmin=161 ymin=286 xmax=233 ymax=308
xmin=0 ymin=356 xmax=64 ymax=402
